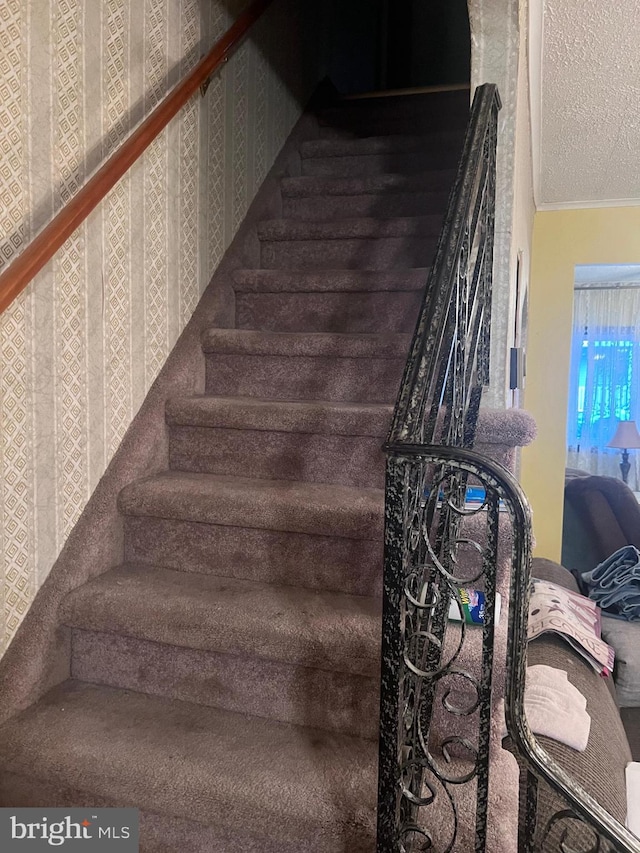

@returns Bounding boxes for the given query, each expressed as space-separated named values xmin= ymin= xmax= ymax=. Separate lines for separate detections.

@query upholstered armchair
xmin=562 ymin=474 xmax=640 ymax=576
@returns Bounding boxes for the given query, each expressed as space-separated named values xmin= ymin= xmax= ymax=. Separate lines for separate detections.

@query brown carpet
xmin=0 ymin=88 xmax=536 ymax=851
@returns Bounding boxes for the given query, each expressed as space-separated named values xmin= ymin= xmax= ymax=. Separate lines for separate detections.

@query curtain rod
xmin=574 ymin=283 xmax=640 ymax=291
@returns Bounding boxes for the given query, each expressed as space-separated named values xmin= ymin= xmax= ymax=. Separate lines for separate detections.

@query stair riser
xmin=169 ymin=425 xmax=385 ymax=488
xmin=474 ymin=442 xmax=516 ymax=473
xmin=123 ymin=517 xmax=383 ymax=597
xmin=282 ymin=190 xmax=447 ymax=220
xmin=232 ymin=269 xmax=429 ymax=294
xmin=0 ymin=774 xmax=374 ymax=853
xmin=205 ymin=354 xmax=404 ymax=402
xmin=236 ymin=290 xmax=422 ymax=333
xmin=302 ymin=152 xmax=457 ymax=177
xmin=260 ymin=235 xmax=438 ymax=270
xmin=318 ymin=115 xmax=468 ymax=139
xmin=71 ymin=629 xmax=380 ymax=740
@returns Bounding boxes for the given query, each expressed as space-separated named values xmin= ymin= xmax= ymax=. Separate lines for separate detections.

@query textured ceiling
xmin=539 ymin=0 xmax=640 ymax=207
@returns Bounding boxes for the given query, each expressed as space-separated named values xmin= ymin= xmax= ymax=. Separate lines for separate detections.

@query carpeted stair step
xmin=70 ymin=628 xmax=380 ymax=740
xmin=62 ymin=564 xmax=380 ymax=676
xmin=61 ymin=563 xmax=381 ymax=737
xmin=0 ymin=778 xmax=368 ymax=853
xmin=166 ymin=397 xmax=532 ymax=484
xmin=120 ymin=471 xmax=384 ymax=596
xmin=316 ymin=90 xmax=470 ymax=138
xmin=317 ymin=89 xmax=470 ymax=125
xmin=119 ymin=471 xmax=383 ymax=541
xmin=318 ymin=119 xmax=465 ymax=141
xmin=301 ymin=134 xmax=460 ymax=177
xmin=123 ymin=513 xmax=383 ymax=597
xmin=474 ymin=408 xmax=537 ymax=472
xmin=257 ymin=216 xmax=442 ymax=269
xmin=318 ymin=117 xmax=468 ymax=141
xmin=0 ymin=681 xmax=378 ymax=852
xmin=202 ymin=329 xmax=410 ymax=402
xmin=233 ymin=268 xmax=428 ymax=294
xmin=281 ymin=172 xmax=450 ymax=220
xmin=233 ymin=268 xmax=427 ymax=333
xmin=167 ymin=396 xmax=391 ymax=487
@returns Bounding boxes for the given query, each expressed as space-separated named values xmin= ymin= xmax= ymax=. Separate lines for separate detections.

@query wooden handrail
xmin=0 ymin=0 xmax=275 ymax=315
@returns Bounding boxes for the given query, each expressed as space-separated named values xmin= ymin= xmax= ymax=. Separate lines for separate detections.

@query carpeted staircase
xmin=0 ymin=89 xmax=534 ymax=852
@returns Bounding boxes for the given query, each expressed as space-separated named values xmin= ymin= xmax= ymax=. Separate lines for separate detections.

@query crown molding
xmin=536 ymin=198 xmax=640 ymax=212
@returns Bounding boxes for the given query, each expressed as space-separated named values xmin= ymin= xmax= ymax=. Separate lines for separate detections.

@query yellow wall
xmin=521 ymin=207 xmax=640 ymax=560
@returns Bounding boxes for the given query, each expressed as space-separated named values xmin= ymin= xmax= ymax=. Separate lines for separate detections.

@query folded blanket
xmin=582 ymin=545 xmax=640 ymax=620
xmin=502 ymin=665 xmax=591 ymax=752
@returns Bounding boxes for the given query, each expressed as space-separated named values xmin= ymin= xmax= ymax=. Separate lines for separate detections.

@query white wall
xmin=467 ymin=0 xmax=535 ymax=408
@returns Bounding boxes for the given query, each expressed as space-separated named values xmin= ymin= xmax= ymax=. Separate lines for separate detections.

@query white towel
xmin=527 ymin=664 xmax=583 ymax=701
xmin=502 ymin=664 xmax=591 ymax=752
xmin=626 ymin=762 xmax=640 ymax=837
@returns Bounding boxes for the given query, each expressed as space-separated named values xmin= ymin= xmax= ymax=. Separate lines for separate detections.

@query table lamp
xmin=607 ymin=420 xmax=640 ymax=485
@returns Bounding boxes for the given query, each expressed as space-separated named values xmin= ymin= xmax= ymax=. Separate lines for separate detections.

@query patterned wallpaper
xmin=0 ymin=0 xmax=319 ymax=654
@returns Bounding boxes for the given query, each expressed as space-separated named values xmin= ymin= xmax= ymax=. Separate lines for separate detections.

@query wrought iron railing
xmin=376 ymin=83 xmax=640 ymax=852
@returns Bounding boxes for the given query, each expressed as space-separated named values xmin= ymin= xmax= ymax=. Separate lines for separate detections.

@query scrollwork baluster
xmin=378 ymin=80 xmax=639 ymax=853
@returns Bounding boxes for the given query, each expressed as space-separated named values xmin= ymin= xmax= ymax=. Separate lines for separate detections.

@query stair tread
xmin=118 ymin=471 xmax=384 ymax=540
xmin=166 ymin=396 xmax=535 ymax=448
xmin=232 ymin=268 xmax=428 ymax=293
xmin=166 ymin=395 xmax=392 ymax=436
xmin=257 ymin=215 xmax=442 ymax=241
xmin=0 ymin=680 xmax=377 ymax=843
xmin=301 ymin=134 xmax=461 ymax=159
xmin=201 ymin=327 xmax=410 ymax=358
xmin=339 ymin=86 xmax=470 ymax=97
xmin=474 ymin=407 xmax=537 ymax=447
xmin=281 ymin=172 xmax=451 ymax=198
xmin=62 ymin=564 xmax=381 ymax=675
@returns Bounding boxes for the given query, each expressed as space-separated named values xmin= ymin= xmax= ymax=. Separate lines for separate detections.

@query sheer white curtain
xmin=566 ymin=287 xmax=640 ymax=490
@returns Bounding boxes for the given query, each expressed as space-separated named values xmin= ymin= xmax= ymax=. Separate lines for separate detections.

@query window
xmin=571 ymin=334 xmax=635 ymax=448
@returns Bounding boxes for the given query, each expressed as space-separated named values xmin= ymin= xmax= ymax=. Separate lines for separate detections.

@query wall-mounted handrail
xmin=0 ymin=0 xmax=275 ymax=315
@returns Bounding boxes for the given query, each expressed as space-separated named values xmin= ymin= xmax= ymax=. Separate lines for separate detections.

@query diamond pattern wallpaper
xmin=53 ymin=0 xmax=88 ymax=546
xmin=0 ymin=0 xmax=34 ymax=654
xmin=0 ymin=0 xmax=320 ymax=655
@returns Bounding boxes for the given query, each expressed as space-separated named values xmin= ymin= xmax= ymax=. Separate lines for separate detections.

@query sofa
xmin=561 ymin=474 xmax=640 ymax=727
xmin=562 ymin=474 xmax=640 ymax=576
xmin=517 ymin=554 xmax=638 ymax=846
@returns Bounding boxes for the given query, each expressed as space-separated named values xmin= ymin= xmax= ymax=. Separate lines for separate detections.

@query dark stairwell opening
xmin=320 ymin=0 xmax=471 ymax=96
xmin=382 ymin=0 xmax=471 ymax=90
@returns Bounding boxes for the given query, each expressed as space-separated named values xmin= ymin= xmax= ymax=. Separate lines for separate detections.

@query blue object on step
xmin=424 ymin=485 xmax=487 ymax=503
xmin=581 ymin=545 xmax=640 ymax=620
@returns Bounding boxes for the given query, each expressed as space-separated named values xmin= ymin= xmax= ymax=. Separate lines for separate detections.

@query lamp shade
xmin=608 ymin=420 xmax=640 ymax=449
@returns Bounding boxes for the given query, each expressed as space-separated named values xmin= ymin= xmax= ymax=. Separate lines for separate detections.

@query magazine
xmin=528 ymin=580 xmax=615 ymax=676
